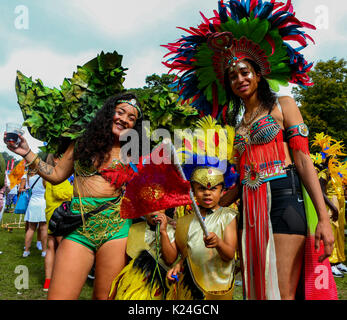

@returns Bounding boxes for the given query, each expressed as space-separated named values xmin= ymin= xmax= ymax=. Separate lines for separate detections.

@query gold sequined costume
xmin=167 ymin=207 xmax=237 ymax=300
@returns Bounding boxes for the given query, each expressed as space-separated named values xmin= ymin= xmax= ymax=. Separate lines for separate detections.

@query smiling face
xmin=228 ymin=60 xmax=261 ymax=99
xmin=192 ymin=182 xmax=223 ymax=210
xmin=112 ymin=103 xmax=139 ymax=137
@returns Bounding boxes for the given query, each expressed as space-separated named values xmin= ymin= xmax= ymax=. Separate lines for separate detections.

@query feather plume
xmin=162 ymin=0 xmax=316 ymax=119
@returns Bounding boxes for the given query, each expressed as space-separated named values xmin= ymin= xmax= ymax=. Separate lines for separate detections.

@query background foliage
xmin=130 ymin=74 xmax=200 ymax=142
xmin=293 ymin=58 xmax=347 ymax=148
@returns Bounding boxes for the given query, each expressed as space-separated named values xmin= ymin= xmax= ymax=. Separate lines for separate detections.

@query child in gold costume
xmin=108 ymin=210 xmax=176 ymax=300
xmin=167 ymin=167 xmax=238 ymax=300
xmin=166 ymin=116 xmax=239 ymax=300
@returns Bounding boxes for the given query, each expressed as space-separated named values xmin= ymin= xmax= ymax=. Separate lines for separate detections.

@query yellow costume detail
xmin=126 ymin=221 xmax=176 ymax=271
xmin=177 ymin=115 xmax=235 ymax=163
xmin=109 ymin=221 xmax=176 ymax=300
xmin=311 ymin=132 xmax=346 ymax=265
xmin=44 ymin=180 xmax=73 ymax=235
xmin=191 ymin=166 xmax=225 ymax=189
xmin=327 ymin=181 xmax=346 ymax=264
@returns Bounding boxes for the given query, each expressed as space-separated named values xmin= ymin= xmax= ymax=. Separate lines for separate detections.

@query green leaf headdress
xmin=15 ymin=51 xmax=127 ymax=154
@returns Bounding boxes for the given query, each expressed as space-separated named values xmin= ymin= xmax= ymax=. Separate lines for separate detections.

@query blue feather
xmin=218 ymin=1 xmax=229 ymax=23
xmin=256 ymin=2 xmax=274 ymax=19
xmin=182 ymin=154 xmax=239 ymax=188
xmin=245 ymin=0 xmax=251 ymax=14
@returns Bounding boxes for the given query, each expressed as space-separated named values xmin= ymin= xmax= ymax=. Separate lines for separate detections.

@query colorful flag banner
xmin=8 ymin=159 xmax=26 ymax=190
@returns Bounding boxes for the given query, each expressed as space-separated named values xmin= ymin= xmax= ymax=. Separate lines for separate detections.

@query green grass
xmin=0 ymin=210 xmax=93 ymax=300
xmin=0 ymin=209 xmax=346 ymax=300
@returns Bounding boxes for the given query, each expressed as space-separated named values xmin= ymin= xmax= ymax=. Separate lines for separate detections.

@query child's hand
xmin=154 ymin=210 xmax=168 ymax=233
xmin=167 ymin=262 xmax=182 ymax=282
xmin=203 ymin=232 xmax=220 ymax=248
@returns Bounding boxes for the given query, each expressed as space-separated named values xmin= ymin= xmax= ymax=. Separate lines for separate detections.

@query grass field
xmin=0 ymin=210 xmax=94 ymax=300
xmin=0 ymin=210 xmax=346 ymax=300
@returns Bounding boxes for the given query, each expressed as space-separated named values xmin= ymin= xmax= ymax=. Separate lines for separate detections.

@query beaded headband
xmin=118 ymin=98 xmax=142 ymax=119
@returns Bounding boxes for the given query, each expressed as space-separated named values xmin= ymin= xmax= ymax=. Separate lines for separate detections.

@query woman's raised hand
xmin=4 ymin=132 xmax=31 ymax=157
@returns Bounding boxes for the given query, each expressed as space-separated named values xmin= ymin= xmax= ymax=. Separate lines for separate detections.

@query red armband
xmin=286 ymin=123 xmax=310 ymax=155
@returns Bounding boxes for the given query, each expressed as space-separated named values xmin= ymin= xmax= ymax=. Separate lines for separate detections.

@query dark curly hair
xmin=224 ymin=59 xmax=277 ymax=127
xmin=74 ymin=92 xmax=144 ymax=168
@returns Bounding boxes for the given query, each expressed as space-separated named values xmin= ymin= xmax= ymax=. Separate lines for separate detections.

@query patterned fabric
xmin=74 ymin=158 xmax=136 ymax=190
xmin=286 ymin=123 xmax=309 ymax=140
xmin=234 ymin=115 xmax=281 ymax=155
xmin=234 ymin=115 xmax=286 ymax=300
xmin=285 ymin=123 xmax=310 ymax=155
xmin=68 ymin=196 xmax=131 ymax=250
xmin=120 ymin=161 xmax=192 ymax=219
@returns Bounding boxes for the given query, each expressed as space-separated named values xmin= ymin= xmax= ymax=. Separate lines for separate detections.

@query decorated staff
xmin=164 ymin=138 xmax=209 ymax=237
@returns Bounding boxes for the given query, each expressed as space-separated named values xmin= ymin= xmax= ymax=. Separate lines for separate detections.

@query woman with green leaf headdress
xmin=5 ymin=86 xmax=145 ymax=299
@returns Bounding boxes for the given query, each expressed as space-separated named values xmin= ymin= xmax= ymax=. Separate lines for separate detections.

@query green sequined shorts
xmin=64 ymin=196 xmax=132 ymax=252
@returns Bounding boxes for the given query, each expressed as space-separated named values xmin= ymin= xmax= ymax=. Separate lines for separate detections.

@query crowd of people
xmin=1 ymin=0 xmax=346 ymax=300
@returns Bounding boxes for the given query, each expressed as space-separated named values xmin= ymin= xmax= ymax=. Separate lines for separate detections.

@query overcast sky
xmin=1 ymin=0 xmax=346 ymax=157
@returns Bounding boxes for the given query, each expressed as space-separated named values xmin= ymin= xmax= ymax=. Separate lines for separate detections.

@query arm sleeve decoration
xmin=286 ymin=123 xmax=310 ymax=155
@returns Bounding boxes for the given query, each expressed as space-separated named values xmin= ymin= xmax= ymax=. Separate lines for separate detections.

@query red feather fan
xmin=120 ymin=162 xmax=192 ymax=219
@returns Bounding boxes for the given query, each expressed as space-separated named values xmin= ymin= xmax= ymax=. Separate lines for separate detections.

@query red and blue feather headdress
xmin=162 ymin=0 xmax=316 ymax=121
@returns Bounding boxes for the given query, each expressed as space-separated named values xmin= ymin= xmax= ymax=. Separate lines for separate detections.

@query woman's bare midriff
xmin=73 ymin=175 xmax=122 ymax=198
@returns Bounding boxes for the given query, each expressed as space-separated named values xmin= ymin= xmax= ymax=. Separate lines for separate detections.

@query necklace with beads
xmin=237 ymin=106 xmax=264 ymax=144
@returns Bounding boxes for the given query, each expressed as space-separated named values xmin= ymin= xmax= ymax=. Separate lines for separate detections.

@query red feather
xmin=120 ymin=163 xmax=192 ymax=219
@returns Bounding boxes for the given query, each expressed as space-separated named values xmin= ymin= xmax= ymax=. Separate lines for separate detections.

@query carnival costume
xmin=167 ymin=116 xmax=239 ymax=300
xmin=311 ymin=133 xmax=347 ymax=267
xmin=14 ymin=52 xmax=140 ymax=250
xmin=163 ymin=0 xmax=337 ymax=300
xmin=62 ymin=157 xmax=137 ymax=251
xmin=108 ymin=217 xmax=176 ymax=300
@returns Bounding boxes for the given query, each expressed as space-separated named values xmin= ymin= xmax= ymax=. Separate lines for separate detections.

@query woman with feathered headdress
xmin=163 ymin=0 xmax=336 ymax=300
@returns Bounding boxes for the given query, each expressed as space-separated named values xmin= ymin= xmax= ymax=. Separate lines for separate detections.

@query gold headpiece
xmin=191 ymin=166 xmax=225 ymax=189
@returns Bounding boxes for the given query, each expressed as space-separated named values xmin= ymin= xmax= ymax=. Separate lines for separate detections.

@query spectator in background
xmin=43 ymin=154 xmax=73 ymax=292
xmin=0 ymin=170 xmax=10 ymax=232
xmin=21 ymin=169 xmax=47 ymax=258
xmin=5 ymin=176 xmax=18 ymax=211
xmin=0 ymin=170 xmax=10 ymax=255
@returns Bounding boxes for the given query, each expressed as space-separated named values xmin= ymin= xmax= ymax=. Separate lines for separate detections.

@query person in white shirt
xmin=20 ymin=170 xmax=47 ymax=257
